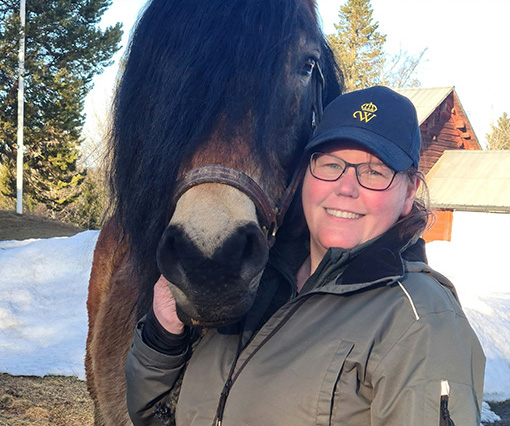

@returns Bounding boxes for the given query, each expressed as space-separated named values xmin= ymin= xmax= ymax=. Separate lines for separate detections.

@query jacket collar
xmin=300 ymin=224 xmax=427 ymax=294
xmin=219 ymin=224 xmax=427 ymax=335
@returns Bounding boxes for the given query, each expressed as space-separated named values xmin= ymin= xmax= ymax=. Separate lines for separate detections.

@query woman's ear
xmin=401 ymin=176 xmax=420 ymax=217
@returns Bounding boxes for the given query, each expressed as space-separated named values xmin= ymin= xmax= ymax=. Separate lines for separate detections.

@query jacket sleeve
xmin=369 ymin=307 xmax=485 ymax=425
xmin=125 ymin=316 xmax=192 ymax=426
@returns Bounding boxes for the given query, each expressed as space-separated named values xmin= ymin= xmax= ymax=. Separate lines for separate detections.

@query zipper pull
xmin=213 ymin=378 xmax=232 ymax=426
xmin=440 ymin=380 xmax=455 ymax=426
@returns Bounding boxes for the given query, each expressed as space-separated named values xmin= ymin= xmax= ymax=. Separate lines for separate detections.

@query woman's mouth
xmin=325 ymin=208 xmax=362 ymax=219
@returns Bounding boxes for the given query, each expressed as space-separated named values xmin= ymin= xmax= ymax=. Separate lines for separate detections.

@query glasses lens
xmin=357 ymin=163 xmax=395 ymax=190
xmin=310 ymin=153 xmax=345 ymax=181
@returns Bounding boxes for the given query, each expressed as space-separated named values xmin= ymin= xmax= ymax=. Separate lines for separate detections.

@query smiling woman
xmin=126 ymin=86 xmax=485 ymax=425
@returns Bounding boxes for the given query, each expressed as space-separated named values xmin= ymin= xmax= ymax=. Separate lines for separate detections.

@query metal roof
xmin=426 ymin=150 xmax=510 ymax=212
xmin=394 ymin=87 xmax=453 ymax=125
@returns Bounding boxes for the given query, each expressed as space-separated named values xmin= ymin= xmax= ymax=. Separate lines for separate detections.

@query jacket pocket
xmin=315 ymin=339 xmax=355 ymax=426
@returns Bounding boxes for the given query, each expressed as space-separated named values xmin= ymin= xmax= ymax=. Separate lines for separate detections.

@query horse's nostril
xmin=159 ymin=228 xmax=176 ymax=257
xmin=157 ymin=225 xmax=186 ymax=279
xmin=221 ymin=223 xmax=268 ymax=277
xmin=242 ymin=232 xmax=258 ymax=261
xmin=242 ymin=226 xmax=266 ymax=264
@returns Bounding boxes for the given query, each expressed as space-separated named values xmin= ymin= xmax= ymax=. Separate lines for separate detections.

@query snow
xmin=0 ymin=210 xmax=509 ymax=423
xmin=427 ymin=212 xmax=510 ymax=404
xmin=0 ymin=231 xmax=98 ymax=379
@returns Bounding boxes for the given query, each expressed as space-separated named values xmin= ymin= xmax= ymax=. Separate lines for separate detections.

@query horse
xmin=85 ymin=0 xmax=343 ymax=424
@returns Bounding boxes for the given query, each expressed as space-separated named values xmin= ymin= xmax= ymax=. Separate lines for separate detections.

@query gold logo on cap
xmin=353 ymin=102 xmax=377 ymax=123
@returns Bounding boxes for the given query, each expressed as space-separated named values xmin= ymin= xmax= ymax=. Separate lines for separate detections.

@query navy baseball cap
xmin=306 ymin=86 xmax=421 ymax=172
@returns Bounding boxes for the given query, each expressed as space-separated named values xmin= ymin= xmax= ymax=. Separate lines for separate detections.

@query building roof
xmin=394 ymin=86 xmax=453 ymax=125
xmin=426 ymin=150 xmax=510 ymax=212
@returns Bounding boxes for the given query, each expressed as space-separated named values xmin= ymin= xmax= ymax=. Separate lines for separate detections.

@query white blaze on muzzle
xmin=169 ymin=183 xmax=259 ymax=257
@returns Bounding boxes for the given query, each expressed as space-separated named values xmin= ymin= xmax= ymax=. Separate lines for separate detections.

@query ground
xmin=0 ymin=210 xmax=83 ymax=241
xmin=491 ymin=402 xmax=510 ymax=426
xmin=0 ymin=209 xmax=509 ymax=425
xmin=0 ymin=374 xmax=93 ymax=426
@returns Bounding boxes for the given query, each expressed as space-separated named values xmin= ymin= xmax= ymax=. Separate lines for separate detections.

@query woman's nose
xmin=333 ymin=168 xmax=359 ymax=197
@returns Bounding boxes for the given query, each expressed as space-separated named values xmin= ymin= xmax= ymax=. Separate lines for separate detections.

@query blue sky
xmin=84 ymin=0 xmax=510 ymax=148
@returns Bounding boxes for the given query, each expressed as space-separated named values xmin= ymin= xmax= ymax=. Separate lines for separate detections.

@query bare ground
xmin=488 ymin=401 xmax=510 ymax=426
xmin=0 ymin=374 xmax=93 ymax=426
xmin=0 ymin=210 xmax=82 ymax=241
xmin=0 ymin=209 xmax=509 ymax=425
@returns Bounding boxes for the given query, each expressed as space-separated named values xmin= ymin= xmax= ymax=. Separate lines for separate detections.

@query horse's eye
xmin=302 ymin=58 xmax=316 ymax=76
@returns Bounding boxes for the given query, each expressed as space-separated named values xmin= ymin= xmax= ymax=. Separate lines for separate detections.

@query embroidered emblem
xmin=353 ymin=102 xmax=377 ymax=123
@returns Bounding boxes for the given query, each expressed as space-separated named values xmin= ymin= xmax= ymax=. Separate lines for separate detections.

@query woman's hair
xmin=396 ymin=167 xmax=434 ymax=240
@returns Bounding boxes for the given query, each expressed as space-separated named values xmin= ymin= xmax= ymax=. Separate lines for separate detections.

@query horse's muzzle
xmin=156 ymin=222 xmax=268 ymax=326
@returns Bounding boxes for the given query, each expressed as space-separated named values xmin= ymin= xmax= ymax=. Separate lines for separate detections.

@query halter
xmin=172 ymin=64 xmax=325 ymax=247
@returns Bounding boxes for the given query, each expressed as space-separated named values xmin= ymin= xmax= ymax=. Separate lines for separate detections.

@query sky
xmin=83 ymin=0 xmax=510 ymax=151
xmin=0 ymin=212 xmax=509 ymax=423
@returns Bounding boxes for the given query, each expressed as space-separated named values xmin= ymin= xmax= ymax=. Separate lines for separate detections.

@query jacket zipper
xmin=213 ymin=377 xmax=232 ymax=426
xmin=211 ymin=296 xmax=309 ymax=426
xmin=439 ymin=380 xmax=455 ymax=426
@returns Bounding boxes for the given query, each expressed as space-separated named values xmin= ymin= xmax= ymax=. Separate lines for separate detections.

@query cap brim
xmin=306 ymin=126 xmax=414 ymax=172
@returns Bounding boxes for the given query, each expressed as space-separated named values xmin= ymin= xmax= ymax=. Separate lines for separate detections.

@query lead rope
xmin=212 ymin=328 xmax=244 ymax=426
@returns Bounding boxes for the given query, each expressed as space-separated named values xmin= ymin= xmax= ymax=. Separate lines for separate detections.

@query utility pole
xmin=16 ymin=0 xmax=26 ymax=214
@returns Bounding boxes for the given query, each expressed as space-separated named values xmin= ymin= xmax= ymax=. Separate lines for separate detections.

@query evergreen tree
xmin=328 ymin=0 xmax=387 ymax=92
xmin=486 ymin=112 xmax=510 ymax=150
xmin=328 ymin=0 xmax=424 ymax=93
xmin=0 ymin=0 xmax=122 ymax=212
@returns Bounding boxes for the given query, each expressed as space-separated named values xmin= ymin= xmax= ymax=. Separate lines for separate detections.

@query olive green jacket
xmin=126 ymin=231 xmax=485 ymax=426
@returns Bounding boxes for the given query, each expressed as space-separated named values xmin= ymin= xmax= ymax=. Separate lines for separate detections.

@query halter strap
xmin=311 ymin=63 xmax=325 ymax=128
xmin=172 ymin=165 xmax=278 ymax=241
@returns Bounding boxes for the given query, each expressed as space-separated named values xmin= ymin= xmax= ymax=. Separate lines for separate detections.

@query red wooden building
xmin=395 ymin=86 xmax=481 ymax=173
xmin=394 ymin=87 xmax=482 ymax=242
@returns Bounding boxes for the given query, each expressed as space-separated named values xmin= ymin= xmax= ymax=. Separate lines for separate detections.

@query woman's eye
xmin=302 ymin=58 xmax=316 ymax=76
xmin=367 ymin=169 xmax=383 ymax=176
xmin=323 ymin=162 xmax=342 ymax=170
xmin=365 ymin=165 xmax=392 ymax=178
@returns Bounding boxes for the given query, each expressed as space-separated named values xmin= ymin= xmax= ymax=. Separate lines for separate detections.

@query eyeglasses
xmin=309 ymin=152 xmax=398 ymax=191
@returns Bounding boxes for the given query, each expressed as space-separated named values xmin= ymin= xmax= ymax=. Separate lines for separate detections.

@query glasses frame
xmin=309 ymin=152 xmax=398 ymax=191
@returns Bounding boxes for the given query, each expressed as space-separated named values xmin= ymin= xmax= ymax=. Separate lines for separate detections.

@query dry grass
xmin=0 ymin=374 xmax=93 ymax=426
xmin=0 ymin=210 xmax=82 ymax=241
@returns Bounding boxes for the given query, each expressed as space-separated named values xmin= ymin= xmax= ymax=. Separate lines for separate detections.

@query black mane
xmin=108 ymin=0 xmax=342 ymax=305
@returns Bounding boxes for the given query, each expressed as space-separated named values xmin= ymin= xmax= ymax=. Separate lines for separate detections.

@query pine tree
xmin=328 ymin=0 xmax=387 ymax=92
xmin=0 ymin=0 xmax=122 ymax=212
xmin=328 ymin=0 xmax=424 ymax=93
xmin=486 ymin=112 xmax=510 ymax=150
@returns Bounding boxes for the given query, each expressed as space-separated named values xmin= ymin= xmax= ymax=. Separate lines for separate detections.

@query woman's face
xmin=302 ymin=143 xmax=418 ymax=269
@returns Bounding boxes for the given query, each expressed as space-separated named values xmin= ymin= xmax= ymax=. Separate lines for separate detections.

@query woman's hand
xmin=153 ymin=275 xmax=185 ymax=335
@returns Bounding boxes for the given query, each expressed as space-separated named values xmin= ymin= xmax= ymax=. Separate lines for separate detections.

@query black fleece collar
xmin=301 ymin=224 xmax=427 ymax=294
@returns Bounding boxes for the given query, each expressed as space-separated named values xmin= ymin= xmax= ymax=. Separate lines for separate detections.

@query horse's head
xmin=110 ymin=0 xmax=343 ymax=326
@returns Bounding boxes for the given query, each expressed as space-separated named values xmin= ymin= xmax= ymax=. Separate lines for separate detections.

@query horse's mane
xmin=107 ymin=0 xmax=343 ymax=309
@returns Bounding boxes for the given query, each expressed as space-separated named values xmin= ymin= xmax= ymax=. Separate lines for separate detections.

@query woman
xmin=126 ymin=86 xmax=485 ymax=425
